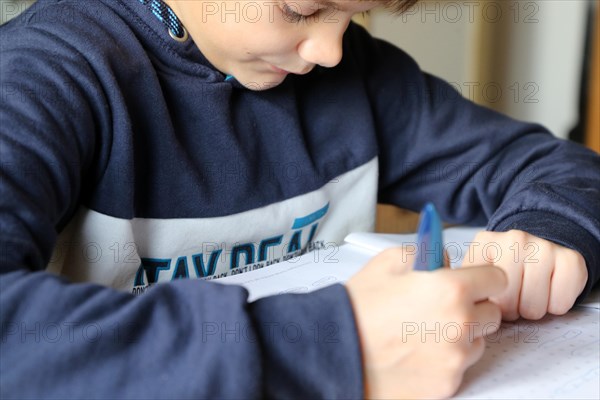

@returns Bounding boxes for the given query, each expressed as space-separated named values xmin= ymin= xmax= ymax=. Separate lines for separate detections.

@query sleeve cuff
xmin=489 ymin=210 xmax=600 ymax=303
xmin=249 ymin=284 xmax=364 ymax=399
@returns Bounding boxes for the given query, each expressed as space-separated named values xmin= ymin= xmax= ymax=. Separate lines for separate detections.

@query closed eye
xmin=280 ymin=1 xmax=317 ymax=23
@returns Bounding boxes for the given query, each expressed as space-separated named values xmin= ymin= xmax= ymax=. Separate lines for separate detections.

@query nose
xmin=297 ymin=22 xmax=347 ymax=68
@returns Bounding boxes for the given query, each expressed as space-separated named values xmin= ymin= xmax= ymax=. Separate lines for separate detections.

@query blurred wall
xmin=370 ymin=0 xmax=591 ymax=139
xmin=1 ymin=0 xmax=34 ymax=24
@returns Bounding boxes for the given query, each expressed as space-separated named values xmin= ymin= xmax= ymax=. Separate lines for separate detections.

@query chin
xmin=240 ymin=75 xmax=287 ymax=91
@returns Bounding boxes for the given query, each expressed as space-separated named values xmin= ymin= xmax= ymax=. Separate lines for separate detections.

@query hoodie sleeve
xmin=345 ymin=23 xmax=600 ymax=300
xmin=0 ymin=17 xmax=363 ymax=400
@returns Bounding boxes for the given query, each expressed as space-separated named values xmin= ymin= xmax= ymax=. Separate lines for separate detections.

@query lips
xmin=270 ymin=64 xmax=290 ymax=74
xmin=294 ymin=66 xmax=314 ymax=75
xmin=269 ymin=63 xmax=313 ymax=75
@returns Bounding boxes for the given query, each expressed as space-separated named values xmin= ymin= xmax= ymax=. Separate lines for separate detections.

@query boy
xmin=0 ymin=0 xmax=598 ymax=398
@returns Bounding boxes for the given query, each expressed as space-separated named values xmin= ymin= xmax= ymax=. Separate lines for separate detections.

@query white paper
xmin=215 ymin=228 xmax=600 ymax=399
xmin=345 ymin=226 xmax=485 ymax=267
xmin=215 ymin=241 xmax=373 ymax=302
xmin=456 ymin=308 xmax=600 ymax=399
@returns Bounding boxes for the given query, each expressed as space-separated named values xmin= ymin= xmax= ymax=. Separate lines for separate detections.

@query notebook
xmin=216 ymin=228 xmax=600 ymax=399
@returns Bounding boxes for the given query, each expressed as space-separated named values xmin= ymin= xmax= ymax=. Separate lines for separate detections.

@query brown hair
xmin=379 ymin=0 xmax=420 ymax=14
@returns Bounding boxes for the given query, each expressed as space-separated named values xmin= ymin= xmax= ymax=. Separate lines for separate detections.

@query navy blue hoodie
xmin=1 ymin=0 xmax=599 ymax=398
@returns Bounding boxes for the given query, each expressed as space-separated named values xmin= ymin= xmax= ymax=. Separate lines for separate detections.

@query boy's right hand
xmin=345 ymin=248 xmax=507 ymax=399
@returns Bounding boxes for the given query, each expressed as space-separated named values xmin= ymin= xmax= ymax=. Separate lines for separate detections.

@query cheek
xmin=243 ymin=24 xmax=301 ymax=57
xmin=238 ymin=6 xmax=303 ymax=56
xmin=185 ymin=4 xmax=302 ymax=59
xmin=249 ymin=37 xmax=297 ymax=57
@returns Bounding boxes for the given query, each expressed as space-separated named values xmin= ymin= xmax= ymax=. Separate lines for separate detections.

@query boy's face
xmin=165 ymin=1 xmax=381 ymax=90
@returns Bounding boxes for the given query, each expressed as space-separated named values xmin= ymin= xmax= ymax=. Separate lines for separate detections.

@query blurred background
xmin=366 ymin=0 xmax=598 ymax=146
xmin=2 ymin=0 xmax=598 ymax=231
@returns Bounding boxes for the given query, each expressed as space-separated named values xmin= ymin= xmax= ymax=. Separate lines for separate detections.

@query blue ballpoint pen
xmin=413 ymin=202 xmax=444 ymax=271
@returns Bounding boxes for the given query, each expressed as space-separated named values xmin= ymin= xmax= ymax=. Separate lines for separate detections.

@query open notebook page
xmin=216 ymin=228 xmax=600 ymax=399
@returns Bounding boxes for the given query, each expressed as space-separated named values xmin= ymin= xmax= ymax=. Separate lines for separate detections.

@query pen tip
xmin=423 ymin=202 xmax=437 ymax=214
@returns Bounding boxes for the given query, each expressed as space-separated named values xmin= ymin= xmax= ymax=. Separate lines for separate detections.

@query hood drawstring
xmin=137 ymin=0 xmax=187 ymax=41
xmin=137 ymin=0 xmax=237 ymax=83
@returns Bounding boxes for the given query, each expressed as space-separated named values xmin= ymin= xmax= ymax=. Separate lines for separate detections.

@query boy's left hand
xmin=461 ymin=230 xmax=588 ymax=321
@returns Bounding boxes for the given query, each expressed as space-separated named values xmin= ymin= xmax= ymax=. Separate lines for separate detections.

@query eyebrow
xmin=315 ymin=0 xmax=338 ymax=8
